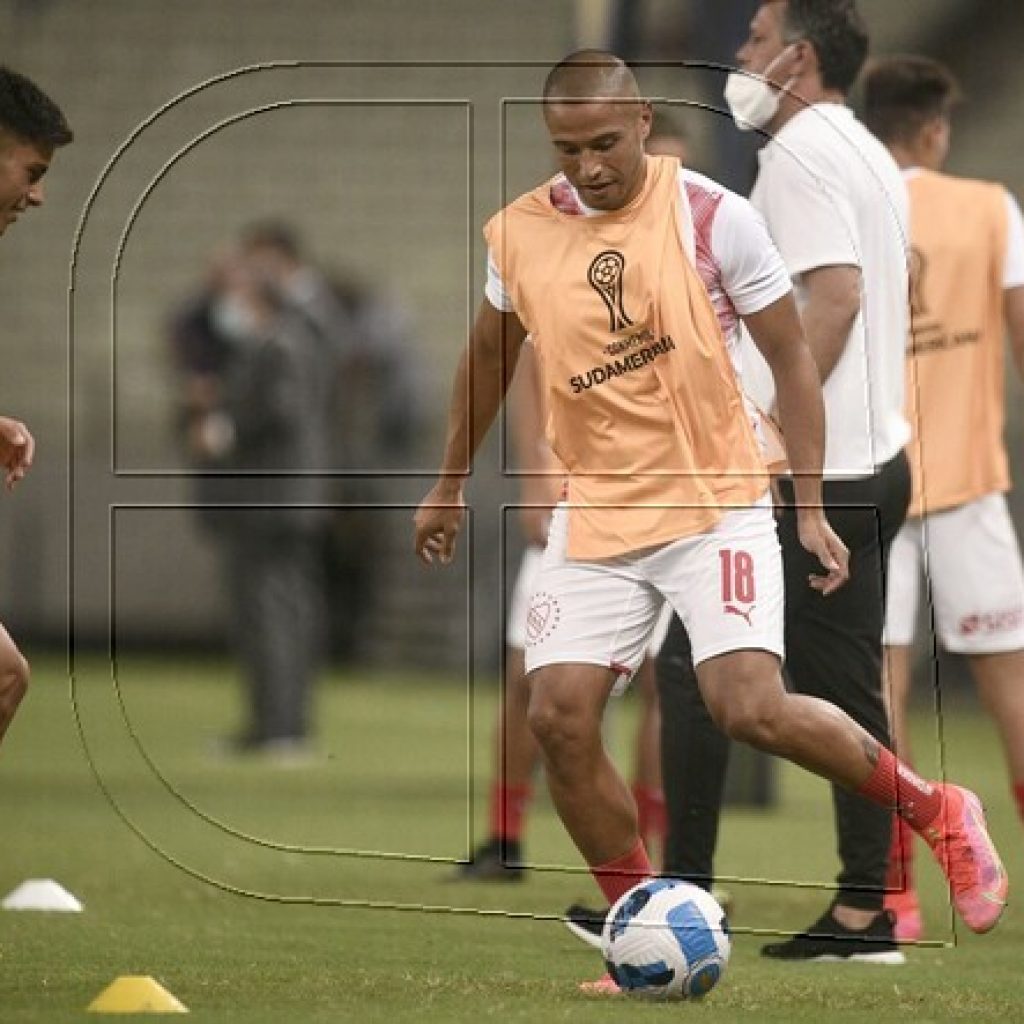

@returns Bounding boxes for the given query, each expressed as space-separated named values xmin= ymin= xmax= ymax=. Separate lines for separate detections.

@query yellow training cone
xmin=87 ymin=976 xmax=188 ymax=1014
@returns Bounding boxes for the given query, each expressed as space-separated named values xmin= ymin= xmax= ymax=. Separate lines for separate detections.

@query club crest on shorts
xmin=525 ymin=590 xmax=561 ymax=646
xmin=588 ymin=249 xmax=634 ymax=333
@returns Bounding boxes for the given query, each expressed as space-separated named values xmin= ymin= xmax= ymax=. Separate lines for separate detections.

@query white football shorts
xmin=885 ymin=492 xmax=1024 ymax=654
xmin=523 ymin=495 xmax=784 ymax=687
xmin=508 ymin=544 xmax=674 ymax=658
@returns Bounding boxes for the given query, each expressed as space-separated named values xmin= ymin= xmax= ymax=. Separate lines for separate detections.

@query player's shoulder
xmin=485 ymin=176 xmax=562 ymax=241
xmin=911 ymin=169 xmax=1008 ymax=211
xmin=679 ymin=167 xmax=760 ymax=228
xmin=919 ymin=169 xmax=1004 ymax=196
xmin=680 ymin=167 xmax=749 ymax=210
xmin=499 ymin=174 xmax=565 ymax=216
xmin=773 ymin=105 xmax=885 ymax=172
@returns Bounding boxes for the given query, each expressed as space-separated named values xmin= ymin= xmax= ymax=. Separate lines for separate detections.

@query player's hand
xmin=414 ymin=480 xmax=465 ymax=566
xmin=796 ymin=509 xmax=849 ymax=596
xmin=0 ymin=416 xmax=35 ymax=490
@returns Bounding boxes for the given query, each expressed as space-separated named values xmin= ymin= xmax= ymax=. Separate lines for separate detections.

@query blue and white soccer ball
xmin=601 ymin=878 xmax=731 ymax=999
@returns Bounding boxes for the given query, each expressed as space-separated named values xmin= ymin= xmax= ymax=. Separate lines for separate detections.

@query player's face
xmin=0 ymin=136 xmax=52 ymax=236
xmin=736 ymin=2 xmax=789 ymax=82
xmin=544 ymin=99 xmax=652 ymax=211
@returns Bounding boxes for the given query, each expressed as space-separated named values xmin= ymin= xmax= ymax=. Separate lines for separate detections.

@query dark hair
xmin=650 ymin=108 xmax=688 ymax=142
xmin=240 ymin=220 xmax=303 ymax=261
xmin=0 ymin=66 xmax=72 ymax=148
xmin=782 ymin=0 xmax=869 ymax=94
xmin=862 ymin=56 xmax=960 ymax=144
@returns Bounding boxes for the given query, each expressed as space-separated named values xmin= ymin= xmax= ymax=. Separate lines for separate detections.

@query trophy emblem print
xmin=588 ymin=249 xmax=634 ymax=332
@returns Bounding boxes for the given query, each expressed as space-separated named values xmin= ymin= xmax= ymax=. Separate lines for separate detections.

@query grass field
xmin=1 ymin=653 xmax=1022 ymax=1022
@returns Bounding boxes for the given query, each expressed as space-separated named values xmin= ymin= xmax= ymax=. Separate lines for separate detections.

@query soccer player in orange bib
xmin=413 ymin=52 xmax=1008 ymax=990
xmin=865 ymin=55 xmax=1024 ymax=941
xmin=0 ymin=67 xmax=72 ymax=752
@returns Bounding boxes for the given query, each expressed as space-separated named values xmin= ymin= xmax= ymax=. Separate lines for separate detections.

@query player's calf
xmin=0 ymin=636 xmax=29 ymax=745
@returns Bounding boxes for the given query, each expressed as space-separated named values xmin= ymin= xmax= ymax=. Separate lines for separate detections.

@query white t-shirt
xmin=486 ymin=166 xmax=792 ymax=365
xmin=744 ymin=103 xmax=911 ymax=478
xmin=904 ymin=167 xmax=1024 ymax=289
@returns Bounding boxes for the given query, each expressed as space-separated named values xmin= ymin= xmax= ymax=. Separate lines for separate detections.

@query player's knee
xmin=526 ymin=689 xmax=592 ymax=759
xmin=714 ymin=695 xmax=783 ymax=750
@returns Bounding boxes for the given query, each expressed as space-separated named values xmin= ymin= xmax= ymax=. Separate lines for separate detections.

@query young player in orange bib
xmin=865 ymin=54 xmax=1024 ymax=942
xmin=413 ymin=51 xmax=1008 ymax=992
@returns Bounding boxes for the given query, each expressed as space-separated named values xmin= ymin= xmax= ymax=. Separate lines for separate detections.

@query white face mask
xmin=212 ymin=294 xmax=261 ymax=343
xmin=723 ymin=45 xmax=798 ymax=132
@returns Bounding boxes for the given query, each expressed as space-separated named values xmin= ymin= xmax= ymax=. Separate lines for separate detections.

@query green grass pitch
xmin=1 ymin=653 xmax=1021 ymax=1022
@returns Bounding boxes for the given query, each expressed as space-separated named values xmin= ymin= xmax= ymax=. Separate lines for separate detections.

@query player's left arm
xmin=743 ymin=295 xmax=849 ymax=594
xmin=0 ymin=416 xmax=34 ymax=490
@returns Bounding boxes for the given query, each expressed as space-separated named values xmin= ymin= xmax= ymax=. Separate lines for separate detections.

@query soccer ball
xmin=602 ymin=878 xmax=730 ymax=998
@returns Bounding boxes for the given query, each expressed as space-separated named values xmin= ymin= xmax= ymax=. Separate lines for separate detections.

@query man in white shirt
xmin=656 ymin=0 xmax=913 ymax=963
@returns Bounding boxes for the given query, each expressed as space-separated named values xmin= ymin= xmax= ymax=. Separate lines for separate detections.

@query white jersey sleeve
xmin=1003 ymin=190 xmax=1024 ymax=289
xmin=486 ymin=250 xmax=515 ymax=312
xmin=751 ymin=148 xmax=860 ymax=278
xmin=709 ymin=186 xmax=792 ymax=316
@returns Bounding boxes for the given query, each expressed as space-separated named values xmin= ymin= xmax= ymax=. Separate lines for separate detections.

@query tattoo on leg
xmin=862 ymin=736 xmax=881 ymax=767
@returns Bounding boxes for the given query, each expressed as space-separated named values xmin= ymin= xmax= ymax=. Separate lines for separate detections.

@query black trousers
xmin=657 ymin=451 xmax=911 ymax=910
xmin=225 ymin=526 xmax=325 ymax=743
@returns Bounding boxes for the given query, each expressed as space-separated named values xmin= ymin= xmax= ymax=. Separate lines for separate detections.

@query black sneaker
xmin=563 ymin=903 xmax=608 ymax=950
xmin=760 ymin=906 xmax=905 ymax=964
xmin=448 ymin=838 xmax=525 ymax=882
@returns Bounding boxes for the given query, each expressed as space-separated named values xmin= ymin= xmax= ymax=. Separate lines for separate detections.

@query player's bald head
xmin=542 ymin=50 xmax=641 ymax=105
xmin=540 ymin=51 xmax=652 ymax=212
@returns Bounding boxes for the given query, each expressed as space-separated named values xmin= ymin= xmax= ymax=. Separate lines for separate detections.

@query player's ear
xmin=783 ymin=38 xmax=813 ymax=81
xmin=638 ymin=101 xmax=653 ymax=141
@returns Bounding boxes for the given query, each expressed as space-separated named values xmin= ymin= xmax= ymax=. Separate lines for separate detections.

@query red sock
xmin=489 ymin=782 xmax=532 ymax=842
xmin=1013 ymin=782 xmax=1024 ymax=825
xmin=857 ymin=747 xmax=943 ymax=832
xmin=885 ymin=812 xmax=916 ymax=891
xmin=632 ymin=784 xmax=667 ymax=847
xmin=591 ymin=839 xmax=652 ymax=905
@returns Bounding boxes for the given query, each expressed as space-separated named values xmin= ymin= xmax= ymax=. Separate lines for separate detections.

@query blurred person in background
xmin=0 ymin=65 xmax=71 ymax=751
xmin=169 ymin=223 xmax=350 ymax=758
xmin=864 ymin=55 xmax=1024 ymax=941
xmin=653 ymin=0 xmax=914 ymax=963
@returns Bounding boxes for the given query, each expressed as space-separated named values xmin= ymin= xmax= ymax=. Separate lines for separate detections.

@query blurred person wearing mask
xmin=170 ymin=229 xmax=346 ymax=758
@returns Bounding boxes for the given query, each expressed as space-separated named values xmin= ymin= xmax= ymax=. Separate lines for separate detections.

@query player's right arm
xmin=414 ymin=299 xmax=527 ymax=565
xmin=742 ymin=294 xmax=849 ymax=595
xmin=507 ymin=343 xmax=559 ymax=546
